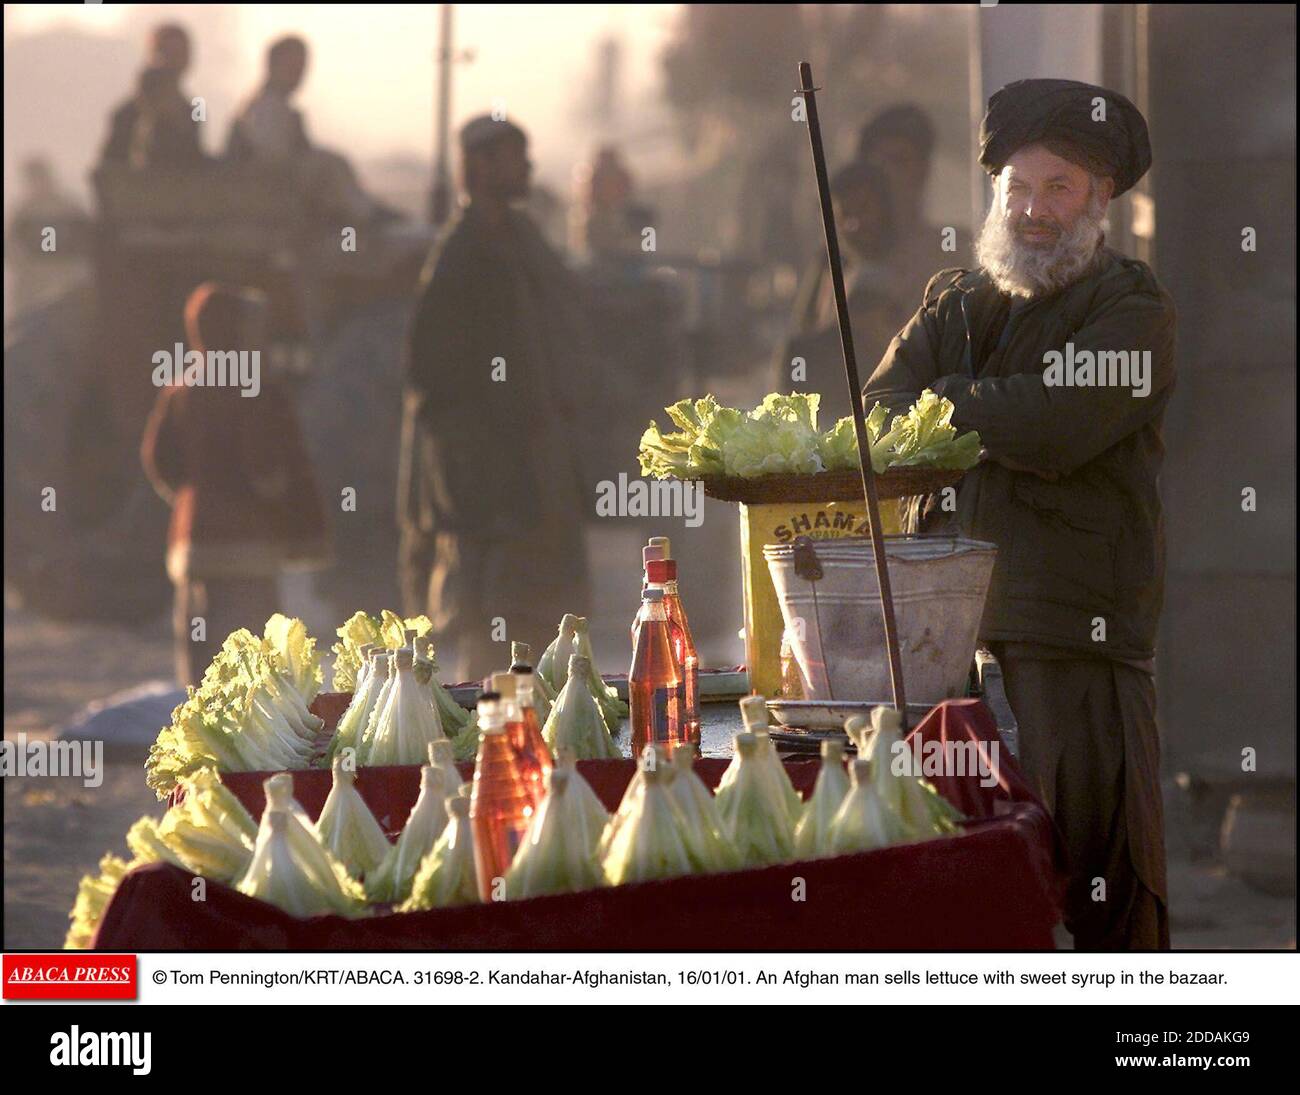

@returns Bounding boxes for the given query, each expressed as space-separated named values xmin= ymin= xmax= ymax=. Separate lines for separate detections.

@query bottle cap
xmin=428 ymin=740 xmax=454 ymax=766
xmin=489 ymin=671 xmax=517 ymax=698
xmin=512 ymin=663 xmax=534 ymax=675
xmin=738 ymin=694 xmax=769 ymax=731
xmin=643 ymin=543 xmax=666 ymax=567
xmin=645 ymin=559 xmax=677 ymax=583
xmin=648 ymin=535 xmax=671 ymax=558
xmin=395 ymin=647 xmax=415 ymax=670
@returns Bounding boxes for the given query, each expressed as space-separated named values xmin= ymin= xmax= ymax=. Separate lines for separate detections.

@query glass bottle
xmin=488 ymin=665 xmax=546 ymax=811
xmin=629 ymin=587 xmax=684 ymax=756
xmin=631 ymin=540 xmax=669 ymax=642
xmin=504 ymin=665 xmax=551 ymax=795
xmin=468 ymin=693 xmax=533 ymax=901
xmin=647 ymin=556 xmax=700 ymax=747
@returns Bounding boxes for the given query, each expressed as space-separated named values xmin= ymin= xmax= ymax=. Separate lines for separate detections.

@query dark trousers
xmin=419 ymin=528 xmax=590 ymax=687
xmin=173 ymin=575 xmax=279 ymax=686
xmin=990 ymin=644 xmax=1170 ymax=950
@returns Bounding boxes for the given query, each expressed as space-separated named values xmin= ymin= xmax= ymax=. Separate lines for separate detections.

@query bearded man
xmin=864 ymin=79 xmax=1176 ymax=950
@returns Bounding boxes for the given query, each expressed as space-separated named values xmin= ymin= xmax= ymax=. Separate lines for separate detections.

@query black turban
xmin=979 ymin=78 xmax=1151 ymax=196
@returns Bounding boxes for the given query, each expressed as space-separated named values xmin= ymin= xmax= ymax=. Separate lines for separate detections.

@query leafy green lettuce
xmin=638 ymin=389 xmax=981 ymax=480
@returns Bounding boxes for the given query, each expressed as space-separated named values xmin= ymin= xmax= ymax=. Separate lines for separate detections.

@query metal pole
xmin=430 ymin=4 xmax=454 ymax=226
xmin=796 ymin=60 xmax=907 ymax=716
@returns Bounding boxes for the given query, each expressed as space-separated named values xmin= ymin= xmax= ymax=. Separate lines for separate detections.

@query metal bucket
xmin=763 ymin=534 xmax=998 ymax=705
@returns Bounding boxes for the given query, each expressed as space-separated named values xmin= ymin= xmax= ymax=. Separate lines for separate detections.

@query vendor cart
xmin=93 ymin=693 xmax=1059 ymax=951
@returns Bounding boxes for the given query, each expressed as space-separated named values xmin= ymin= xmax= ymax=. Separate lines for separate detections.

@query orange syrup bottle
xmin=469 ymin=693 xmax=533 ymax=901
xmin=629 ymin=587 xmax=685 ymax=756
xmin=646 ymin=555 xmax=699 ymax=747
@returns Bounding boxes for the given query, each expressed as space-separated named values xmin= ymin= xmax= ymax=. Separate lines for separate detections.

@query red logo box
xmin=4 ymin=954 xmax=137 ymax=1000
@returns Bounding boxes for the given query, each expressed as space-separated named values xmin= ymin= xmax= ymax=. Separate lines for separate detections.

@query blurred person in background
xmin=857 ymin=102 xmax=970 ymax=305
xmin=225 ymin=34 xmax=311 ymax=165
xmin=570 ymin=145 xmax=640 ymax=258
xmin=775 ymin=158 xmax=898 ymax=421
xmin=399 ymin=115 xmax=593 ymax=683
xmin=99 ymin=23 xmax=200 ymax=167
xmin=126 ymin=65 xmax=210 ymax=171
xmin=141 ymin=283 xmax=331 ymax=685
xmin=226 ymin=34 xmax=390 ymax=225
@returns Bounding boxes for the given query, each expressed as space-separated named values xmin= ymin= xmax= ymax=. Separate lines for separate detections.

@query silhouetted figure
xmin=857 ymin=102 xmax=969 ymax=308
xmin=226 ymin=35 xmax=311 ymax=165
xmin=400 ymin=116 xmax=593 ymax=682
xmin=227 ymin=34 xmax=382 ymax=224
xmin=570 ymin=145 xmax=640 ymax=258
xmin=126 ymin=66 xmax=209 ymax=170
xmin=775 ymin=159 xmax=898 ymax=422
xmin=141 ymin=283 xmax=330 ymax=685
xmin=99 ymin=23 xmax=201 ymax=167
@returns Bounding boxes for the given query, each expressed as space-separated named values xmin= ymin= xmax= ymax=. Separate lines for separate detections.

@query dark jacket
xmin=863 ymin=246 xmax=1177 ymax=660
xmin=400 ymin=204 xmax=592 ymax=539
xmin=100 ymin=96 xmax=203 ymax=169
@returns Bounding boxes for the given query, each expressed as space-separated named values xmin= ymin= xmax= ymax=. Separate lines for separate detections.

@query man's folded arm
xmin=861 ymin=298 xmax=946 ymax=415
xmin=929 ymin=288 xmax=1176 ymax=475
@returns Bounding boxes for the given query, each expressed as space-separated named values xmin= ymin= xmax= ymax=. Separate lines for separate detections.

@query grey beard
xmin=975 ymin=193 xmax=1107 ymax=299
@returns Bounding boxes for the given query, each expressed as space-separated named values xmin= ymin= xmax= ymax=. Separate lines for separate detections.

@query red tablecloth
xmin=95 ymin=699 xmax=1064 ymax=950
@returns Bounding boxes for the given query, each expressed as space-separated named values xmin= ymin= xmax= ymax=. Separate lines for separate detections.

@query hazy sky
xmin=6 ymin=3 xmax=680 ymax=190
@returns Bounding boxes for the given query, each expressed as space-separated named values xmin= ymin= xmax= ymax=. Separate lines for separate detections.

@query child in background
xmin=141 ymin=282 xmax=330 ymax=684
